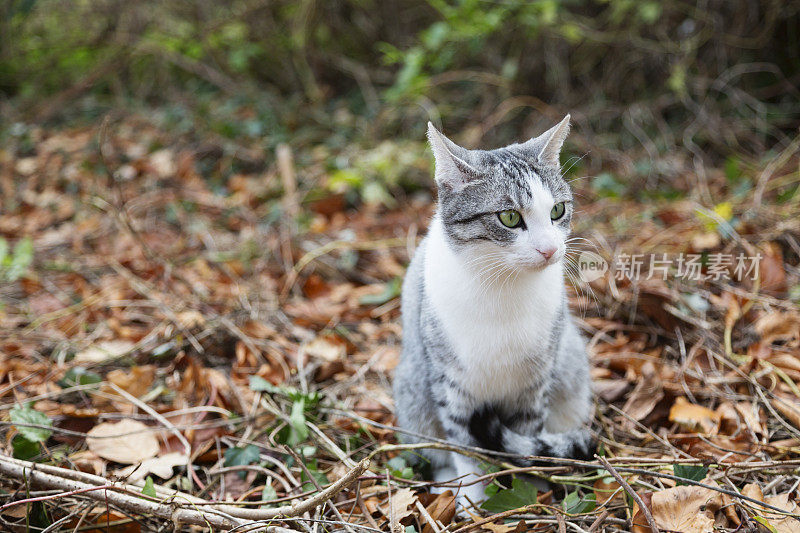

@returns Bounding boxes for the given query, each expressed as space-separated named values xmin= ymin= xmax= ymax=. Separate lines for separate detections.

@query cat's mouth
xmin=519 ymin=253 xmax=561 ymax=271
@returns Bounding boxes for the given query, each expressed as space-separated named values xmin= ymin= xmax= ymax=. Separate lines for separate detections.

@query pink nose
xmin=537 ymin=246 xmax=557 ymax=260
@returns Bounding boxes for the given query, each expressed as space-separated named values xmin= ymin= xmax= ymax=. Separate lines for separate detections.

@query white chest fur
xmin=424 ymin=218 xmax=564 ymax=402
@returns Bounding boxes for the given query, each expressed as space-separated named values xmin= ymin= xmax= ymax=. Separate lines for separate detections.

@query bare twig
xmin=596 ymin=454 xmax=659 ymax=533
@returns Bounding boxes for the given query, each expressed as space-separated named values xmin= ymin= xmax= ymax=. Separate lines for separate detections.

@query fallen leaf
xmin=648 ymin=483 xmax=723 ymax=533
xmin=105 ymin=365 xmax=155 ymax=398
xmin=421 ymin=490 xmax=456 ymax=533
xmin=382 ymin=487 xmax=417 ymax=532
xmin=304 ymin=336 xmax=346 ymax=362
xmin=117 ymin=452 xmax=188 ymax=483
xmin=771 ymin=395 xmax=800 ymax=430
xmin=622 ymin=361 xmax=664 ymax=423
xmin=74 ymin=340 xmax=135 ymax=363
xmin=86 ymin=419 xmax=160 ymax=464
xmin=742 ymin=484 xmax=800 ymax=533
xmin=669 ymin=397 xmax=720 ymax=433
xmin=762 ymin=493 xmax=800 ymax=533
xmin=755 ymin=311 xmax=800 ymax=345
xmin=593 ymin=476 xmax=624 ymax=506
xmin=760 ymin=242 xmax=787 ymax=293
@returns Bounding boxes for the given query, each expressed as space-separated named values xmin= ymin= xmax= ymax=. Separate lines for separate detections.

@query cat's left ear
xmin=519 ymin=114 xmax=571 ymax=168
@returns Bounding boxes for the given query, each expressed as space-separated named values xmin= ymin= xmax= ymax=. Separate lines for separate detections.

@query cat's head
xmin=428 ymin=116 xmax=573 ymax=272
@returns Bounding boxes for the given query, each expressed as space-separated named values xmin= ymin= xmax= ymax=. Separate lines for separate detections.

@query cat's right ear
xmin=427 ymin=122 xmax=480 ymax=191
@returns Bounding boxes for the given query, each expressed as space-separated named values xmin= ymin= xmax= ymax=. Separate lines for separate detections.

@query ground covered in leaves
xmin=1 ymin=114 xmax=800 ymax=532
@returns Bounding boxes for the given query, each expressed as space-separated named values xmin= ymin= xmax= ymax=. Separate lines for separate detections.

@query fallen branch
xmin=596 ymin=454 xmax=659 ymax=533
xmin=0 ymin=454 xmax=370 ymax=529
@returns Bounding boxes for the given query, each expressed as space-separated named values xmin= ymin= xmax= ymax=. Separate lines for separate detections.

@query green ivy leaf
xmin=481 ymin=478 xmax=538 ymax=513
xmin=250 ymin=377 xmax=320 ymax=406
xmin=387 ymin=456 xmax=414 ymax=479
xmin=563 ymin=490 xmax=596 ymax=514
xmin=11 ymin=434 xmax=40 ymax=460
xmin=142 ymin=476 xmax=157 ymax=498
xmin=673 ymin=464 xmax=708 ymax=485
xmin=288 ymin=398 xmax=309 ymax=446
xmin=10 ymin=404 xmax=52 ymax=442
xmin=300 ymin=459 xmax=329 ymax=492
xmin=58 ymin=367 xmax=102 ymax=388
xmin=224 ymin=444 xmax=261 ymax=478
xmin=261 ymin=484 xmax=277 ymax=504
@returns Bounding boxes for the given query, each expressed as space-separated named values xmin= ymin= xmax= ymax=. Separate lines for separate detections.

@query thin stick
xmin=0 ymin=454 xmax=370 ymax=524
xmin=449 ymin=504 xmax=539 ymax=533
xmin=283 ymin=445 xmax=358 ymax=533
xmin=596 ymin=454 xmax=659 ymax=533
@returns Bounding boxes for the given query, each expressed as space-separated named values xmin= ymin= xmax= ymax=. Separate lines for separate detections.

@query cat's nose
xmin=537 ymin=246 xmax=557 ymax=260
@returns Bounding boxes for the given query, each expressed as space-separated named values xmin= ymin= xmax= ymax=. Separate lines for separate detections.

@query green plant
xmin=0 ymin=236 xmax=33 ymax=282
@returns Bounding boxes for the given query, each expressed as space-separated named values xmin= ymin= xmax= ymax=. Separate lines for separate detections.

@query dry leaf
xmin=622 ymin=361 xmax=664 ymax=423
xmin=649 ymin=484 xmax=724 ymax=533
xmin=382 ymin=487 xmax=417 ymax=532
xmin=421 ymin=490 xmax=456 ymax=533
xmin=86 ymin=419 xmax=159 ymax=464
xmin=755 ymin=311 xmax=800 ymax=345
xmin=106 ymin=365 xmax=156 ymax=398
xmin=762 ymin=493 xmax=800 ymax=533
xmin=305 ymin=336 xmax=346 ymax=361
xmin=74 ymin=340 xmax=135 ymax=363
xmin=594 ymin=476 xmax=625 ymax=506
xmin=742 ymin=484 xmax=800 ymax=533
xmin=116 ymin=452 xmax=188 ymax=483
xmin=464 ymin=507 xmax=521 ymax=533
xmin=669 ymin=397 xmax=720 ymax=433
xmin=771 ymin=395 xmax=800 ymax=430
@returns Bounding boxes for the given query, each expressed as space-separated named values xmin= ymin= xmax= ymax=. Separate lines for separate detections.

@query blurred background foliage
xmin=1 ymin=0 xmax=799 ymax=202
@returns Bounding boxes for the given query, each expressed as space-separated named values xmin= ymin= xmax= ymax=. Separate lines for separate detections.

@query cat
xmin=393 ymin=115 xmax=594 ymax=508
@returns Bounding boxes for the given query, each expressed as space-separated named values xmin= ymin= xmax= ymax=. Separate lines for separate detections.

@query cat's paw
xmin=453 ymin=483 xmax=486 ymax=514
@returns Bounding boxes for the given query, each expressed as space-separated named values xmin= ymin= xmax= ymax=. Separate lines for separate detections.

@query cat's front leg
xmin=434 ymin=396 xmax=500 ymax=509
xmin=450 ymin=454 xmax=489 ymax=509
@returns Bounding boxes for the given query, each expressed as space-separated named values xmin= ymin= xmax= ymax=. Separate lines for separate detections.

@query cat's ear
xmin=427 ymin=122 xmax=480 ymax=190
xmin=519 ymin=114 xmax=571 ymax=168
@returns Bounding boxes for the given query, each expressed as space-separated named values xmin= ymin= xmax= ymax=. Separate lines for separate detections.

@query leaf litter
xmin=0 ymin=115 xmax=799 ymax=531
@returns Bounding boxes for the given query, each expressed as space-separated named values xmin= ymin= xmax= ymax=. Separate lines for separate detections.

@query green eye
xmin=498 ymin=210 xmax=522 ymax=228
xmin=550 ymin=202 xmax=566 ymax=221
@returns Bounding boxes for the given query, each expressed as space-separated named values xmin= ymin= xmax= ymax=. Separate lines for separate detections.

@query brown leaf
xmin=305 ymin=335 xmax=346 ymax=362
xmin=755 ymin=311 xmax=800 ymax=345
xmin=762 ymin=493 xmax=800 ymax=533
xmin=771 ymin=395 xmax=800 ymax=431
xmin=648 ymin=484 xmax=724 ymax=533
xmin=86 ymin=419 xmax=160 ymax=464
xmin=760 ymin=242 xmax=787 ymax=293
xmin=669 ymin=397 xmax=720 ymax=433
xmin=105 ymin=365 xmax=155 ymax=398
xmin=382 ymin=487 xmax=417 ymax=533
xmin=742 ymin=484 xmax=800 ymax=533
xmin=593 ymin=476 xmax=625 ymax=506
xmin=421 ymin=490 xmax=456 ymax=533
xmin=622 ymin=361 xmax=664 ymax=423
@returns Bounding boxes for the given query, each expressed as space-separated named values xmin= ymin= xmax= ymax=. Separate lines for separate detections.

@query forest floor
xmin=1 ymin=113 xmax=800 ymax=532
